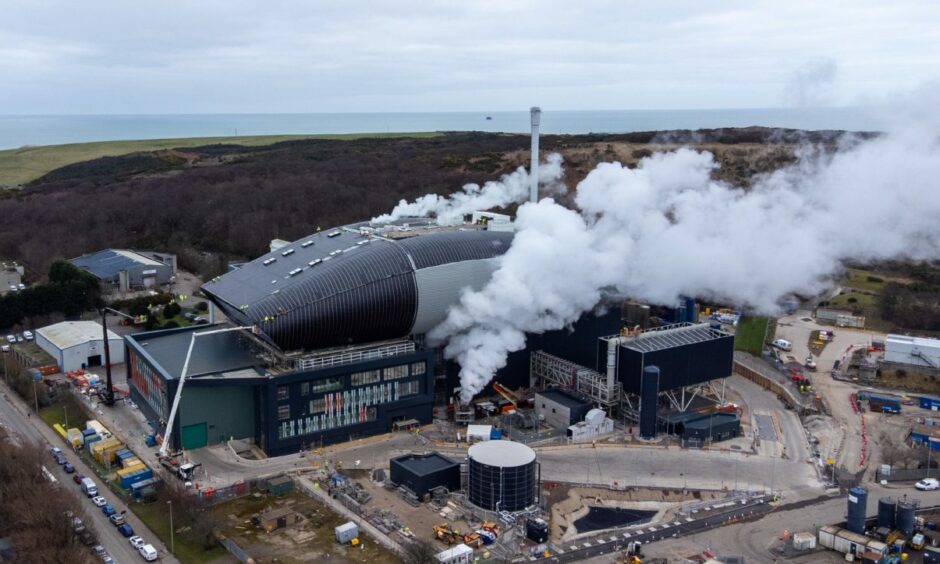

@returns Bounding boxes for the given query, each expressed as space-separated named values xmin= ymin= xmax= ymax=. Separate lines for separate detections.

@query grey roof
xmin=468 ymin=440 xmax=536 ymax=468
xmin=392 ymin=452 xmax=459 ymax=476
xmin=683 ymin=412 xmax=740 ymax=430
xmin=127 ymin=325 xmax=259 ymax=380
xmin=70 ymin=249 xmax=163 ymax=279
xmin=620 ymin=323 xmax=732 ymax=354
xmin=536 ymin=388 xmax=590 ymax=410
xmin=201 ymin=222 xmax=513 ymax=352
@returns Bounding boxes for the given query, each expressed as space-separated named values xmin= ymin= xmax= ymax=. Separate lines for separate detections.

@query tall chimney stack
xmin=529 ymin=106 xmax=541 ymax=203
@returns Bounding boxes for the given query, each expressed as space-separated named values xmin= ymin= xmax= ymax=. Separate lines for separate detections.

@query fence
xmin=197 ymin=478 xmax=262 ymax=506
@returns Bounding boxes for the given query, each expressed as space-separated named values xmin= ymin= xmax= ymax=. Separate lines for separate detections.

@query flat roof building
xmin=535 ymin=388 xmax=592 ymax=429
xmin=390 ymin=452 xmax=460 ymax=498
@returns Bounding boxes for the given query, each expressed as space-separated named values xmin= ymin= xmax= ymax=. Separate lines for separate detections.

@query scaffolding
xmin=529 ymin=350 xmax=621 ymax=412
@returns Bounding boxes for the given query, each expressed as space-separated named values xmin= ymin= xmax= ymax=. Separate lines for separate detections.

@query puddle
xmin=573 ymin=507 xmax=657 ymax=533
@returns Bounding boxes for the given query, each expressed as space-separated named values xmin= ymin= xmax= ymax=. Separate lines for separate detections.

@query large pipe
xmin=529 ymin=106 xmax=541 ymax=203
xmin=606 ymin=336 xmax=622 ymax=391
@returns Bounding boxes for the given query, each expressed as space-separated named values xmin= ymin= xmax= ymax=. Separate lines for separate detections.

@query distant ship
xmin=485 ymin=116 xmax=492 ymax=120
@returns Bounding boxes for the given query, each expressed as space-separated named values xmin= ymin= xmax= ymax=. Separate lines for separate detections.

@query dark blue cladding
xmin=202 ymin=227 xmax=513 ymax=352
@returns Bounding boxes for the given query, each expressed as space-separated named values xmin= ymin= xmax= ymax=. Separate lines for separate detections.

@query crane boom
xmin=158 ymin=325 xmax=255 ymax=457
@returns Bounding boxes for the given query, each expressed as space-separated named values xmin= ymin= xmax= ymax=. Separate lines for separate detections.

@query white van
xmin=772 ymin=339 xmax=792 ymax=351
xmin=80 ymin=477 xmax=98 ymax=497
xmin=139 ymin=544 xmax=158 ymax=561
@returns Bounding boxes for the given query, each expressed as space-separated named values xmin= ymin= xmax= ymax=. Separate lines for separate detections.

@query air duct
xmin=529 ymin=106 xmax=541 ymax=203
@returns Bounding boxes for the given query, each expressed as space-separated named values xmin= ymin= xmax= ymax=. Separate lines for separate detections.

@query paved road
xmin=0 ymin=381 xmax=177 ymax=564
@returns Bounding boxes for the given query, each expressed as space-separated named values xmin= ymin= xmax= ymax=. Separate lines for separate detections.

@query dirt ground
xmin=211 ymin=489 xmax=399 ymax=564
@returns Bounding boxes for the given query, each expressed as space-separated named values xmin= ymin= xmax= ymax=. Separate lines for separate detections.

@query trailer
xmin=818 ymin=525 xmax=888 ymax=559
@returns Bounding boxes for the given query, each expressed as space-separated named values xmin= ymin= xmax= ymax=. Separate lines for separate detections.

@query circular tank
xmin=468 ymin=441 xmax=537 ymax=512
xmin=897 ymin=500 xmax=917 ymax=536
xmin=877 ymin=497 xmax=897 ymax=530
xmin=846 ymin=486 xmax=868 ymax=534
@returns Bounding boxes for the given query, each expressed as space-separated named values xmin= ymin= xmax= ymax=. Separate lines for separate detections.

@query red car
xmin=72 ymin=472 xmax=84 ymax=485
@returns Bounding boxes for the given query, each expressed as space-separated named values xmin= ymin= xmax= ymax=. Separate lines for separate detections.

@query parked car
xmin=772 ymin=338 xmax=792 ymax=351
xmin=50 ymin=447 xmax=62 ymax=457
xmin=63 ymin=462 xmax=75 ymax=473
xmin=54 ymin=454 xmax=67 ymax=465
xmin=17 ymin=283 xmax=25 ymax=291
xmin=101 ymin=504 xmax=116 ymax=517
xmin=73 ymin=473 xmax=84 ymax=485
xmin=916 ymin=478 xmax=940 ymax=491
xmin=22 ymin=330 xmax=33 ymax=341
xmin=117 ymin=523 xmax=134 ymax=537
xmin=14 ymin=335 xmax=23 ymax=343
xmin=91 ymin=496 xmax=107 ymax=507
xmin=109 ymin=513 xmax=125 ymax=526
xmin=92 ymin=545 xmax=107 ymax=559
xmin=1 ymin=344 xmax=9 ymax=353
xmin=139 ymin=544 xmax=158 ymax=561
xmin=128 ymin=535 xmax=145 ymax=549
xmin=4 ymin=334 xmax=15 ymax=344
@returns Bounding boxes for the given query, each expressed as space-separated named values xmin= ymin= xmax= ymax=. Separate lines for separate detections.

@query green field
xmin=734 ymin=316 xmax=770 ymax=356
xmin=0 ymin=132 xmax=442 ymax=186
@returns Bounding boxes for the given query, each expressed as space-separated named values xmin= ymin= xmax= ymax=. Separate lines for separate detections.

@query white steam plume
xmin=431 ymin=99 xmax=940 ymax=402
xmin=372 ymin=153 xmax=564 ymax=225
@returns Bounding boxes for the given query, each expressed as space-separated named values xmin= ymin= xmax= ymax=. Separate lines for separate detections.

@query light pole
xmin=64 ymin=405 xmax=69 ymax=429
xmin=167 ymin=500 xmax=174 ymax=554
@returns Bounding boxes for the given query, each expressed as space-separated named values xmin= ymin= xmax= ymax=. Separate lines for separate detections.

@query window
xmin=300 ymin=382 xmax=310 ymax=396
xmin=309 ymin=398 xmax=326 ymax=413
xmin=277 ymin=386 xmax=289 ymax=401
xmin=277 ymin=405 xmax=290 ymax=420
xmin=311 ymin=378 xmax=343 ymax=393
xmin=411 ymin=362 xmax=427 ymax=376
xmin=384 ymin=365 xmax=408 ymax=381
xmin=351 ymin=369 xmax=380 ymax=386
xmin=398 ymin=380 xmax=420 ymax=397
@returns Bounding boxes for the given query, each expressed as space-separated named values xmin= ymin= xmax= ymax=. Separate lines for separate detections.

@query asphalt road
xmin=0 ymin=380 xmax=176 ymax=563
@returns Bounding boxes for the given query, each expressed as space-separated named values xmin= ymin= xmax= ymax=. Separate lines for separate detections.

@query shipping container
xmin=818 ymin=526 xmax=887 ymax=558
xmin=921 ymin=397 xmax=940 ymax=411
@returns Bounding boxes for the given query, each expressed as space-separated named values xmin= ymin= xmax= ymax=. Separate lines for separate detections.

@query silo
xmin=639 ymin=365 xmax=660 ymax=439
xmin=877 ymin=497 xmax=896 ymax=530
xmin=468 ymin=441 xmax=537 ymax=512
xmin=897 ymin=500 xmax=917 ymax=536
xmin=846 ymin=486 xmax=868 ymax=534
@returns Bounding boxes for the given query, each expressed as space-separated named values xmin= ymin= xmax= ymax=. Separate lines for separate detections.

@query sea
xmin=0 ymin=107 xmax=887 ymax=150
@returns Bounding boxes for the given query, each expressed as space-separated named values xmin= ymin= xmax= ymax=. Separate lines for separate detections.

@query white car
xmin=91 ymin=496 xmax=108 ymax=507
xmin=915 ymin=478 xmax=939 ymax=491
xmin=139 ymin=544 xmax=158 ymax=561
xmin=4 ymin=335 xmax=14 ymax=344
xmin=128 ymin=535 xmax=145 ymax=549
xmin=22 ymin=330 xmax=33 ymax=341
xmin=1 ymin=345 xmax=9 ymax=353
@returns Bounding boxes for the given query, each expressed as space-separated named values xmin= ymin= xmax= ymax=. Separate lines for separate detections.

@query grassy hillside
xmin=0 ymin=132 xmax=441 ymax=186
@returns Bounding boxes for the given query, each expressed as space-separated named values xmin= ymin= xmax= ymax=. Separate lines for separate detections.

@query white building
xmin=35 ymin=321 xmax=124 ymax=372
xmin=885 ymin=334 xmax=940 ymax=369
xmin=436 ymin=543 xmax=473 ymax=564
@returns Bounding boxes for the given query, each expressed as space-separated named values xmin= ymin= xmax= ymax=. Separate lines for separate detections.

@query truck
xmin=80 ymin=477 xmax=98 ymax=497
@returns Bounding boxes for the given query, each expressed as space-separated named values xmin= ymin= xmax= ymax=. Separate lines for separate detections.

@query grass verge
xmin=134 ymin=501 xmax=228 ymax=564
xmin=0 ymin=132 xmax=442 ymax=186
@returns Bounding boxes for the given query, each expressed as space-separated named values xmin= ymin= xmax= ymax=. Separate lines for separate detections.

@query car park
xmin=128 ymin=535 xmax=145 ymax=549
xmin=63 ymin=462 xmax=75 ymax=473
xmin=117 ymin=523 xmax=135 ymax=537
xmin=916 ymin=478 xmax=940 ymax=491
xmin=91 ymin=496 xmax=107 ymax=507
xmin=139 ymin=544 xmax=158 ymax=561
xmin=109 ymin=513 xmax=125 ymax=526
xmin=101 ymin=504 xmax=116 ymax=517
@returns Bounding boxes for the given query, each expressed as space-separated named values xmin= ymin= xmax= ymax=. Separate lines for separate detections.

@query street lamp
xmin=167 ymin=500 xmax=174 ymax=554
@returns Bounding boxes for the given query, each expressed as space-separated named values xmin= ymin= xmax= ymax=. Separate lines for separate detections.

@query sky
xmin=2 ymin=0 xmax=939 ymax=114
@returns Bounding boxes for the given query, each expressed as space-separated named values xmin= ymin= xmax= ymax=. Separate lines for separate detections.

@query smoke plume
xmin=372 ymin=153 xmax=564 ymax=225
xmin=430 ymin=101 xmax=940 ymax=402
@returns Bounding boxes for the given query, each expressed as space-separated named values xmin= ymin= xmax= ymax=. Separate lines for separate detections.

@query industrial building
xmin=534 ymin=388 xmax=592 ymax=429
xmin=886 ymin=334 xmax=940 ymax=369
xmin=390 ymin=452 xmax=461 ymax=498
xmin=70 ymin=249 xmax=175 ymax=292
xmin=36 ymin=321 xmax=124 ymax=372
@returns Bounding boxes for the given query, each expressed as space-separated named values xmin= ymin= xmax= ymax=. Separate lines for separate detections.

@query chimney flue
xmin=529 ymin=106 xmax=541 ymax=203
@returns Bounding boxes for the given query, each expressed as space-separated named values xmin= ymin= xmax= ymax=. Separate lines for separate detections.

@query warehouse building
xmin=886 ymin=335 xmax=940 ymax=369
xmin=70 ymin=249 xmax=175 ymax=292
xmin=535 ymin=388 xmax=593 ymax=429
xmin=36 ymin=321 xmax=124 ymax=372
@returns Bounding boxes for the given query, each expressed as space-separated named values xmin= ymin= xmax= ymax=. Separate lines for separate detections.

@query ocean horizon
xmin=0 ymin=107 xmax=886 ymax=151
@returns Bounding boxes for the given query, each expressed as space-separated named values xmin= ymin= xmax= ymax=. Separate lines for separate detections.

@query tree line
xmin=0 ymin=261 xmax=101 ymax=330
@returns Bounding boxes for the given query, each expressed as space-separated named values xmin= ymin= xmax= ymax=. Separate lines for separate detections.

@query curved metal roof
xmin=202 ymin=226 xmax=513 ymax=351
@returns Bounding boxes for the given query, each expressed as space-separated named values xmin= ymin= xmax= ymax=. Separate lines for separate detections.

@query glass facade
xmin=128 ymin=350 xmax=168 ymax=419
xmin=351 ymin=369 xmax=381 ymax=386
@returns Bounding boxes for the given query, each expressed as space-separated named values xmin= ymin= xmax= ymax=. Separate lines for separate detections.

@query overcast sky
xmin=2 ymin=0 xmax=939 ymax=114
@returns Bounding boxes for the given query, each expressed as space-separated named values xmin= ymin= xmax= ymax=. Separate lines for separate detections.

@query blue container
xmin=490 ymin=428 xmax=502 ymax=440
xmin=921 ymin=396 xmax=940 ymax=411
xmin=130 ymin=477 xmax=159 ymax=497
xmin=82 ymin=428 xmax=96 ymax=437
xmin=847 ymin=486 xmax=868 ymax=534
xmin=115 ymin=449 xmax=134 ymax=460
